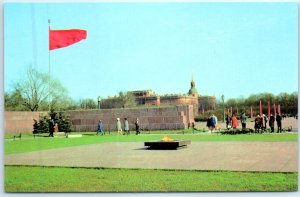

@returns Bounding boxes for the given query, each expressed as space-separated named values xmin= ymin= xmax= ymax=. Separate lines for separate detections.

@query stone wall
xmin=66 ymin=105 xmax=194 ymax=132
xmin=4 ymin=105 xmax=194 ymax=133
xmin=4 ymin=111 xmax=47 ymax=134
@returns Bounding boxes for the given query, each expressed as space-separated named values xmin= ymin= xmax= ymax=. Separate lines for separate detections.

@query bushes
xmin=54 ymin=111 xmax=71 ymax=133
xmin=33 ymin=111 xmax=71 ymax=134
xmin=33 ymin=116 xmax=49 ymax=134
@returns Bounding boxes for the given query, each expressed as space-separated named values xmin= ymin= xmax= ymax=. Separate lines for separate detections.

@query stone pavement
xmin=5 ymin=141 xmax=298 ymax=172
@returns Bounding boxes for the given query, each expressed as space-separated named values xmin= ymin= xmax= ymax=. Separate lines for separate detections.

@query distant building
xmin=101 ymin=77 xmax=216 ymax=115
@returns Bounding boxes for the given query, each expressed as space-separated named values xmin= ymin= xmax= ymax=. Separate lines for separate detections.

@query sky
xmin=3 ymin=1 xmax=298 ymax=102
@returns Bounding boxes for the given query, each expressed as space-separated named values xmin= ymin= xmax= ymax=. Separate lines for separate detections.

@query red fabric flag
xmin=267 ymin=101 xmax=270 ymax=117
xmin=49 ymin=29 xmax=87 ymax=50
xmin=259 ymin=100 xmax=262 ymax=116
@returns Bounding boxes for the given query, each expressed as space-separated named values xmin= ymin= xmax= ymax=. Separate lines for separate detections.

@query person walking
xmin=48 ymin=117 xmax=55 ymax=137
xmin=276 ymin=113 xmax=282 ymax=133
xmin=226 ymin=114 xmax=231 ymax=129
xmin=211 ymin=114 xmax=217 ymax=130
xmin=124 ymin=118 xmax=129 ymax=135
xmin=116 ymin=118 xmax=122 ymax=135
xmin=269 ymin=114 xmax=275 ymax=133
xmin=97 ymin=120 xmax=104 ymax=135
xmin=206 ymin=116 xmax=212 ymax=130
xmin=254 ymin=115 xmax=262 ymax=133
xmin=240 ymin=112 xmax=247 ymax=130
xmin=262 ymin=114 xmax=268 ymax=132
xmin=191 ymin=122 xmax=196 ymax=133
xmin=135 ymin=118 xmax=140 ymax=135
xmin=231 ymin=114 xmax=239 ymax=129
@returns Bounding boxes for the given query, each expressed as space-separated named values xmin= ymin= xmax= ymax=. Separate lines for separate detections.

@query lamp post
xmin=221 ymin=94 xmax=225 ymax=122
xmin=97 ymin=96 xmax=101 ymax=109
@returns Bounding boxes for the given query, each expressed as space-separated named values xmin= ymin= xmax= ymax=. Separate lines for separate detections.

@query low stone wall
xmin=4 ymin=105 xmax=194 ymax=133
xmin=4 ymin=111 xmax=47 ymax=134
xmin=66 ymin=105 xmax=194 ymax=132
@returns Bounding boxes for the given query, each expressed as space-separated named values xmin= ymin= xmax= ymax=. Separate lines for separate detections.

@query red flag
xmin=267 ymin=101 xmax=270 ymax=117
xmin=49 ymin=29 xmax=87 ymax=50
xmin=259 ymin=100 xmax=262 ymax=116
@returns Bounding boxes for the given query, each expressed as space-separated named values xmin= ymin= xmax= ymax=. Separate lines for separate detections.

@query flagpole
xmin=48 ymin=19 xmax=51 ymax=112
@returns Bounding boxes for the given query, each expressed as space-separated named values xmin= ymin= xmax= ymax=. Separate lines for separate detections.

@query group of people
xmin=206 ymin=114 xmax=218 ymax=131
xmin=225 ymin=112 xmax=282 ymax=133
xmin=225 ymin=113 xmax=241 ymax=129
xmin=254 ymin=113 xmax=282 ymax=133
xmin=97 ymin=117 xmax=141 ymax=135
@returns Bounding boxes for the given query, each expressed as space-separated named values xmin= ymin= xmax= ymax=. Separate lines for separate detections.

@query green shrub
xmin=33 ymin=111 xmax=71 ymax=134
xmin=56 ymin=111 xmax=71 ymax=133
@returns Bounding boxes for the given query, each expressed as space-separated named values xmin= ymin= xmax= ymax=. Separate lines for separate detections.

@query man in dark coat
xmin=206 ymin=117 xmax=212 ymax=130
xmin=276 ymin=113 xmax=282 ymax=133
xmin=254 ymin=115 xmax=262 ymax=133
xmin=225 ymin=115 xmax=231 ymax=129
xmin=269 ymin=114 xmax=275 ymax=133
xmin=48 ymin=117 xmax=55 ymax=137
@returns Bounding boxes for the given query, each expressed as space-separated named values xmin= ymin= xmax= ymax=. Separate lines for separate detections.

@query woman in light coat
xmin=116 ymin=118 xmax=122 ymax=135
xmin=124 ymin=118 xmax=129 ymax=135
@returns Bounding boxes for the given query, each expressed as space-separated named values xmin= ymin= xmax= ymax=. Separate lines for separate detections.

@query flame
xmin=162 ymin=136 xmax=174 ymax=142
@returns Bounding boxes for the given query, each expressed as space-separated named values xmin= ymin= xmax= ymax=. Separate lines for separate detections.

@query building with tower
xmin=101 ymin=77 xmax=216 ymax=115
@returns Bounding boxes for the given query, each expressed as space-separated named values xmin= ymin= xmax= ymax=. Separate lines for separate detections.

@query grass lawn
xmin=4 ymin=132 xmax=298 ymax=192
xmin=5 ymin=166 xmax=298 ymax=192
xmin=4 ymin=132 xmax=298 ymax=155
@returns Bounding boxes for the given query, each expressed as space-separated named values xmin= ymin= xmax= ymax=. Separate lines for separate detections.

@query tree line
xmin=5 ymin=67 xmax=298 ymax=115
xmin=217 ymin=92 xmax=298 ymax=116
xmin=4 ymin=66 xmax=137 ymax=111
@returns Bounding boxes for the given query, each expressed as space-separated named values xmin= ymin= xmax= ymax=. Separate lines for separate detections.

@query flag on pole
xmin=267 ymin=101 xmax=270 ymax=117
xmin=259 ymin=100 xmax=262 ymax=116
xmin=278 ymin=104 xmax=281 ymax=115
xmin=49 ymin=29 xmax=87 ymax=50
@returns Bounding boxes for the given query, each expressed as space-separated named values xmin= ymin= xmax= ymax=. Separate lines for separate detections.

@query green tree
xmin=79 ymin=98 xmax=97 ymax=109
xmin=33 ymin=111 xmax=71 ymax=134
xmin=118 ymin=91 xmax=136 ymax=108
xmin=33 ymin=115 xmax=49 ymax=134
xmin=52 ymin=111 xmax=71 ymax=133
xmin=224 ymin=92 xmax=297 ymax=117
xmin=100 ymin=91 xmax=136 ymax=109
xmin=4 ymin=88 xmax=27 ymax=111
xmin=10 ymin=66 xmax=69 ymax=111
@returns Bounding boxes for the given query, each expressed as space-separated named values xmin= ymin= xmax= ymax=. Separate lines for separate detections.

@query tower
xmin=188 ymin=74 xmax=198 ymax=97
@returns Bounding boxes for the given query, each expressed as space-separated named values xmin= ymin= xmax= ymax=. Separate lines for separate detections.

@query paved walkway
xmin=5 ymin=141 xmax=298 ymax=172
